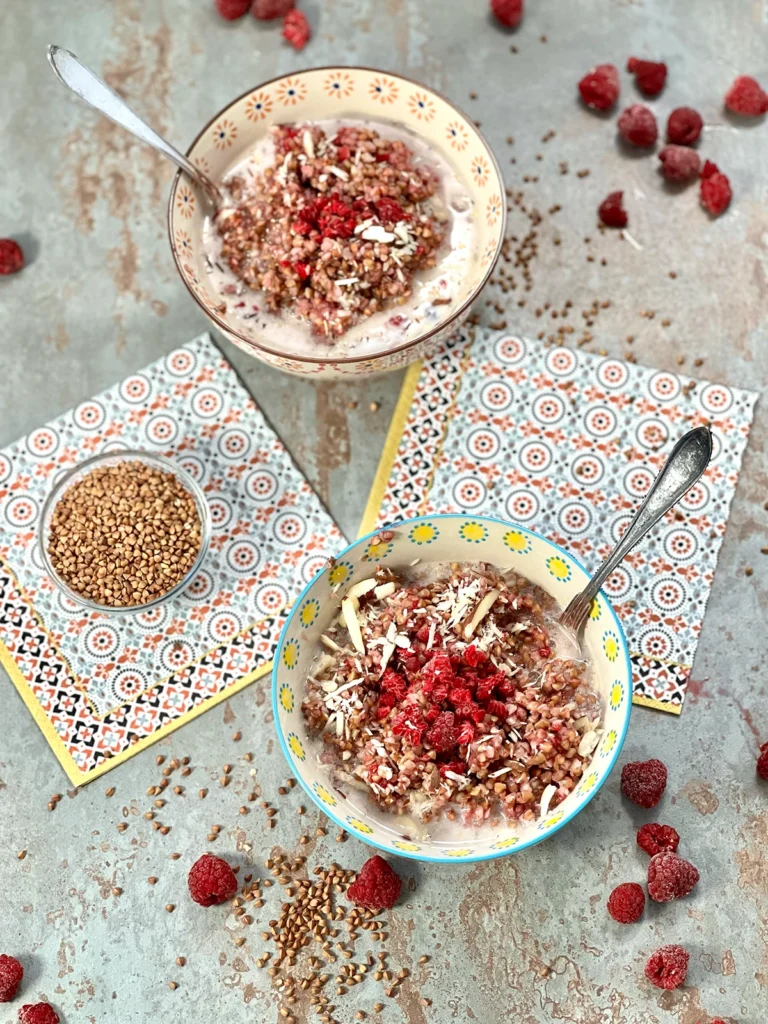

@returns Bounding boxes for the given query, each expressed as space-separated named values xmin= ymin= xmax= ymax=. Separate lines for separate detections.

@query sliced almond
xmin=341 ymin=597 xmax=365 ymax=654
xmin=463 ymin=589 xmax=500 ymax=639
xmin=320 ymin=634 xmax=342 ymax=652
xmin=577 ymin=730 xmax=600 ymax=758
xmin=539 ymin=783 xmax=558 ymax=820
xmin=374 ymin=581 xmax=396 ymax=601
xmin=347 ymin=578 xmax=377 ymax=601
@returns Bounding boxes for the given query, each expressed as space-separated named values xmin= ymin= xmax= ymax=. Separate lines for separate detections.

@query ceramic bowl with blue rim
xmin=272 ymin=514 xmax=632 ymax=864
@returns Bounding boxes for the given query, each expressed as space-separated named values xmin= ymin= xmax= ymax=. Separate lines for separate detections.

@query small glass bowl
xmin=39 ymin=449 xmax=212 ymax=615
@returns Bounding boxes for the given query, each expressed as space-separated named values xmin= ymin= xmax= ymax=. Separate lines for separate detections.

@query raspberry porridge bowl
xmin=273 ymin=514 xmax=632 ymax=864
xmin=167 ymin=68 xmax=505 ymax=379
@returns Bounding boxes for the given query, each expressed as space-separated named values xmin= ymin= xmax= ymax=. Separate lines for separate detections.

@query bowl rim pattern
xmin=166 ymin=65 xmax=507 ymax=366
xmin=272 ymin=512 xmax=633 ymax=864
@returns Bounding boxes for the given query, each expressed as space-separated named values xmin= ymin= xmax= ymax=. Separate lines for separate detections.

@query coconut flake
xmin=361 ymin=225 xmax=396 ymax=244
xmin=539 ymin=784 xmax=557 ymax=820
xmin=328 ymin=165 xmax=349 ymax=181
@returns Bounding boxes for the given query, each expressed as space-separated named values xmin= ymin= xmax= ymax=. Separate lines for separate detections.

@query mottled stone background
xmin=1 ymin=1 xmax=766 ymax=1022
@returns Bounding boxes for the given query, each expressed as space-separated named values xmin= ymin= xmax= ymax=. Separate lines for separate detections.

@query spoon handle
xmin=47 ymin=45 xmax=221 ymax=204
xmin=560 ymin=425 xmax=712 ymax=633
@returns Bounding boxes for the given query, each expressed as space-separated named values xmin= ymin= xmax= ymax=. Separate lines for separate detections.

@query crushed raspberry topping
xmin=598 ymin=191 xmax=628 ymax=228
xmin=282 ymin=8 xmax=311 ymax=50
xmin=699 ymin=161 xmax=732 ymax=217
xmin=647 ymin=851 xmax=700 ymax=902
xmin=757 ymin=741 xmax=768 ymax=780
xmin=215 ymin=0 xmax=251 ymax=18
xmin=618 ymin=104 xmax=658 ymax=147
xmin=658 ymin=145 xmax=701 ymax=182
xmin=490 ymin=0 xmax=524 ymax=29
xmin=17 ymin=1006 xmax=60 ymax=1024
xmin=578 ymin=64 xmax=620 ymax=111
xmin=607 ymin=882 xmax=645 ymax=924
xmin=644 ymin=945 xmax=689 ymax=990
xmin=636 ymin=822 xmax=680 ymax=857
xmin=724 ymin=75 xmax=768 ymax=116
xmin=347 ymin=855 xmax=402 ymax=909
xmin=0 ymin=239 xmax=24 ymax=276
xmin=251 ymin=0 xmax=294 ymax=18
xmin=188 ymin=853 xmax=239 ymax=906
xmin=666 ymin=106 xmax=703 ymax=145
xmin=621 ymin=758 xmax=667 ymax=807
xmin=0 ymin=955 xmax=24 ymax=1003
xmin=627 ymin=57 xmax=667 ymax=96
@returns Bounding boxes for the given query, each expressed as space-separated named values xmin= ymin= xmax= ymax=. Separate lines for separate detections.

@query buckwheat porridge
xmin=202 ymin=119 xmax=479 ymax=358
xmin=301 ymin=555 xmax=602 ymax=834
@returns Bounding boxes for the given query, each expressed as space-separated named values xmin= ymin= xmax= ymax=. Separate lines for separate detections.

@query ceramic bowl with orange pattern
xmin=167 ymin=68 xmax=506 ymax=379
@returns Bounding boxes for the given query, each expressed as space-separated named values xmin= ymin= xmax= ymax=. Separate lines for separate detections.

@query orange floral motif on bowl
xmin=176 ymin=185 xmax=195 ymax=219
xmin=486 ymin=195 xmax=502 ymax=226
xmin=369 ymin=76 xmax=399 ymax=104
xmin=277 ymin=78 xmax=308 ymax=106
xmin=245 ymin=90 xmax=273 ymax=121
xmin=212 ymin=119 xmax=238 ymax=149
xmin=408 ymin=91 xmax=436 ymax=122
xmin=471 ymin=155 xmax=491 ymax=188
xmin=324 ymin=71 xmax=354 ymax=99
xmin=446 ymin=121 xmax=470 ymax=151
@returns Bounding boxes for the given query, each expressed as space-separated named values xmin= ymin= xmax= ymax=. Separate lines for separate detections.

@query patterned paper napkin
xmin=0 ymin=333 xmax=344 ymax=784
xmin=360 ymin=328 xmax=758 ymax=714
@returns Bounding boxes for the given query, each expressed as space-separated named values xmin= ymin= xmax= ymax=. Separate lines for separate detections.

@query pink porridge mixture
xmin=302 ymin=559 xmax=602 ymax=827
xmin=215 ymin=124 xmax=448 ymax=339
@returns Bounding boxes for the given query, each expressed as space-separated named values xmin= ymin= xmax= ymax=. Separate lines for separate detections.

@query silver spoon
xmin=558 ymin=425 xmax=713 ymax=639
xmin=47 ymin=44 xmax=222 ymax=206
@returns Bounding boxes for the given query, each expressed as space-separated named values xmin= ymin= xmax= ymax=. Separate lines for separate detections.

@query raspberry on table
xmin=215 ymin=0 xmax=251 ymax=18
xmin=627 ymin=57 xmax=667 ymax=96
xmin=618 ymin=104 xmax=658 ymax=147
xmin=636 ymin=822 xmax=680 ymax=857
xmin=644 ymin=945 xmax=689 ymax=990
xmin=724 ymin=75 xmax=768 ymax=116
xmin=578 ymin=64 xmax=620 ymax=111
xmin=188 ymin=853 xmax=239 ymax=906
xmin=667 ymin=107 xmax=703 ymax=146
xmin=757 ymin=741 xmax=768 ymax=780
xmin=491 ymin=0 xmax=524 ymax=29
xmin=621 ymin=758 xmax=667 ymax=807
xmin=0 ymin=239 xmax=24 ymax=275
xmin=699 ymin=161 xmax=732 ymax=217
xmin=0 ymin=955 xmax=24 ymax=1002
xmin=251 ymin=0 xmax=294 ymax=17
xmin=598 ymin=191 xmax=628 ymax=228
xmin=17 ymin=1005 xmax=60 ymax=1024
xmin=347 ymin=855 xmax=402 ymax=909
xmin=647 ymin=851 xmax=699 ymax=902
xmin=606 ymin=882 xmax=645 ymax=923
xmin=282 ymin=9 xmax=311 ymax=49
xmin=658 ymin=145 xmax=701 ymax=182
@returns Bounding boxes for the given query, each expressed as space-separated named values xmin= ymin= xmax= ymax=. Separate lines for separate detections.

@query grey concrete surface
xmin=1 ymin=1 xmax=767 ymax=1022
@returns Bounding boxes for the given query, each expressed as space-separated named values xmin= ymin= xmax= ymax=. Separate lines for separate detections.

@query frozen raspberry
xmin=644 ymin=945 xmax=689 ymax=990
xmin=606 ymin=882 xmax=645 ymax=923
xmin=251 ymin=0 xmax=293 ymax=18
xmin=426 ymin=710 xmax=457 ymax=753
xmin=598 ymin=191 xmax=628 ymax=228
xmin=188 ymin=853 xmax=239 ymax=906
xmin=0 ymin=955 xmax=23 ymax=1002
xmin=636 ymin=823 xmax=680 ymax=857
xmin=647 ymin=851 xmax=699 ymax=902
xmin=215 ymin=0 xmax=250 ymax=18
xmin=457 ymin=720 xmax=476 ymax=745
xmin=347 ymin=855 xmax=402 ymax=909
xmin=421 ymin=652 xmax=455 ymax=694
xmin=725 ymin=75 xmax=768 ymax=116
xmin=578 ymin=64 xmax=620 ymax=111
xmin=627 ymin=57 xmax=667 ymax=96
xmin=463 ymin=645 xmax=486 ymax=668
xmin=490 ymin=0 xmax=523 ymax=29
xmin=621 ymin=758 xmax=667 ymax=807
xmin=391 ymin=707 xmax=426 ymax=746
xmin=756 ymin=741 xmax=768 ymax=780
xmin=18 ymin=1006 xmax=60 ymax=1024
xmin=699 ymin=161 xmax=732 ymax=217
xmin=380 ymin=668 xmax=408 ymax=702
xmin=486 ymin=698 xmax=508 ymax=719
xmin=0 ymin=239 xmax=24 ymax=275
xmin=618 ymin=104 xmax=658 ymax=147
xmin=667 ymin=107 xmax=703 ymax=146
xmin=283 ymin=9 xmax=310 ymax=49
xmin=658 ymin=145 xmax=701 ymax=182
